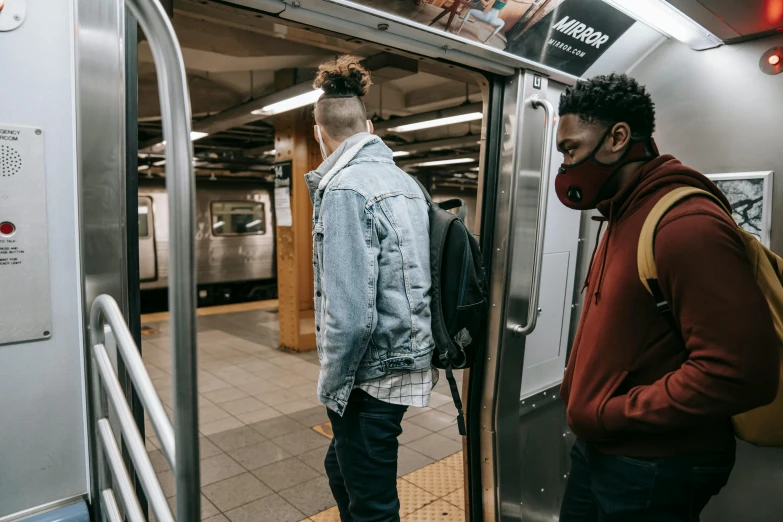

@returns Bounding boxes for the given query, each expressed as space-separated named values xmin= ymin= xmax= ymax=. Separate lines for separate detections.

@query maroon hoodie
xmin=560 ymin=155 xmax=779 ymax=457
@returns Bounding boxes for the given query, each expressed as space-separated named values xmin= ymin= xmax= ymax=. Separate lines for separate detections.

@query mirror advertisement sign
xmin=350 ymin=0 xmax=637 ymax=77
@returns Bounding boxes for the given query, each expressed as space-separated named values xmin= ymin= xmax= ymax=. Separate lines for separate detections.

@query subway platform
xmin=141 ymin=301 xmax=466 ymax=521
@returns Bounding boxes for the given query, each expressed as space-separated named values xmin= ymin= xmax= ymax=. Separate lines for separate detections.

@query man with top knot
xmin=304 ymin=55 xmax=436 ymax=522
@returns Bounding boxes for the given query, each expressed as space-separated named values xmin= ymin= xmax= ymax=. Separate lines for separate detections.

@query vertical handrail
xmin=512 ymin=94 xmax=555 ymax=337
xmin=124 ymin=1 xmax=200 ymax=520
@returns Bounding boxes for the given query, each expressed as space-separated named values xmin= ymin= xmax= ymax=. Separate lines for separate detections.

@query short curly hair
xmin=559 ymin=74 xmax=656 ymax=140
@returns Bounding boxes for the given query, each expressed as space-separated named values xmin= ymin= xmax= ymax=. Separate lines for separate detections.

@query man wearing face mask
xmin=556 ymin=74 xmax=779 ymax=521
xmin=304 ymin=56 xmax=435 ymax=522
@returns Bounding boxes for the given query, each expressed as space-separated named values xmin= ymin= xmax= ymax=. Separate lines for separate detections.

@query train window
xmin=211 ymin=201 xmax=266 ymax=236
xmin=138 ymin=199 xmax=151 ymax=238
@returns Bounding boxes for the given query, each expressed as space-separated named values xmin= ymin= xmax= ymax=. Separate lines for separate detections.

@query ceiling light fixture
xmin=388 ymin=112 xmax=483 ymax=133
xmin=601 ymin=0 xmax=722 ymax=50
xmin=411 ymin=158 xmax=476 ymax=167
xmin=392 ymin=151 xmax=411 ymax=157
xmin=251 ymin=89 xmax=323 ymax=116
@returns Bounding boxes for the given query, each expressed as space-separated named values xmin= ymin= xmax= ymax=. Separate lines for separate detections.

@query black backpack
xmin=415 ymin=180 xmax=488 ymax=435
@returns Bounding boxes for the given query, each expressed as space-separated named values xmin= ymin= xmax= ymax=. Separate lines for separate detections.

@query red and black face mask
xmin=555 ymin=129 xmax=659 ymax=210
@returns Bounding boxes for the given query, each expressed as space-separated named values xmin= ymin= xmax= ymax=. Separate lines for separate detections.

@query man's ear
xmin=610 ymin=122 xmax=632 ymax=153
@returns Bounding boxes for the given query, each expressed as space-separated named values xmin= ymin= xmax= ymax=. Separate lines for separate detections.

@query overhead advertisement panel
xmin=346 ymin=0 xmax=637 ymax=77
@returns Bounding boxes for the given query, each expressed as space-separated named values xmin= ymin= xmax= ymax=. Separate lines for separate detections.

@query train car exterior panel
xmin=139 ymin=182 xmax=276 ymax=292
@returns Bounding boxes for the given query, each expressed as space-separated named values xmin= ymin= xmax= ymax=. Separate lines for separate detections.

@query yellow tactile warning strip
xmin=403 ymin=499 xmax=466 ymax=522
xmin=309 ymin=507 xmax=341 ymax=522
xmin=439 ymin=452 xmax=464 ymax=474
xmin=399 ymin=478 xmax=439 ymax=516
xmin=303 ymin=452 xmax=466 ymax=522
xmin=442 ymin=488 xmax=465 ymax=510
xmin=312 ymin=422 xmax=334 ymax=439
xmin=140 ymin=299 xmax=279 ymax=323
xmin=404 ymin=460 xmax=464 ymax=498
xmin=140 ymin=326 xmax=160 ymax=336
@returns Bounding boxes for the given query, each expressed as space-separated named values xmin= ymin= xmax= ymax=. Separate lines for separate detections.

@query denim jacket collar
xmin=304 ymin=132 xmax=381 ymax=201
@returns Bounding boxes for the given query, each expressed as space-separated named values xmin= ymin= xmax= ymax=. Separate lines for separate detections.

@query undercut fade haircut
xmin=559 ymin=74 xmax=656 ymax=140
xmin=313 ymin=55 xmax=372 ymax=141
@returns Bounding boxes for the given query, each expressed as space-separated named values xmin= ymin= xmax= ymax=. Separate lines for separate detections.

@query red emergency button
xmin=0 ymin=222 xmax=16 ymax=236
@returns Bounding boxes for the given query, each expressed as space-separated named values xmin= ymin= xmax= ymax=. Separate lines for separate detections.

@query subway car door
xmin=467 ymin=69 xmax=582 ymax=522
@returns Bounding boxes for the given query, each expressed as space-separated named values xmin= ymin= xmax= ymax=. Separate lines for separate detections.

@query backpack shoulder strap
xmin=638 ymin=186 xmax=731 ymax=294
xmin=438 ymin=198 xmax=469 ymax=223
xmin=638 ymin=187 xmax=731 ymax=332
xmin=412 ymin=177 xmax=433 ymax=205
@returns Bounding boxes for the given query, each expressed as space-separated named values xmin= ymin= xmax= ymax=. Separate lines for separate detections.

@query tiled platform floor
xmin=141 ymin=303 xmax=465 ymax=521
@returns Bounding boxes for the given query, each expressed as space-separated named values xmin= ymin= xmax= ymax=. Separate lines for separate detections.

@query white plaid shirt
xmin=356 ymin=367 xmax=440 ymax=407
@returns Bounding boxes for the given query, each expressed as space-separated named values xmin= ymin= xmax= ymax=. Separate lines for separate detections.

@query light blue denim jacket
xmin=305 ymin=133 xmax=434 ymax=415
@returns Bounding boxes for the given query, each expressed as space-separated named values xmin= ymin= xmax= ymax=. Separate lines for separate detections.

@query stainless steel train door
xmin=468 ymin=70 xmax=583 ymax=522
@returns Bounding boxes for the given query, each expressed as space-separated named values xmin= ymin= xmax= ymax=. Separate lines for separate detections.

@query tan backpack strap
xmin=637 ymin=187 xmax=730 ymax=295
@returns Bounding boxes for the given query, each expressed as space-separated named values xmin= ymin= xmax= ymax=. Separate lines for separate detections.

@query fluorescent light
xmin=602 ymin=0 xmax=722 ymax=50
xmin=469 ymin=167 xmax=480 ymax=171
xmin=392 ymin=151 xmax=410 ymax=157
xmin=212 ymin=221 xmax=225 ymax=229
xmin=252 ymin=89 xmax=323 ymax=116
xmin=412 ymin=158 xmax=476 ymax=167
xmin=153 ymin=160 xmax=166 ymax=166
xmin=153 ymin=131 xmax=209 ymax=149
xmin=138 ymin=206 xmax=149 ymax=214
xmin=246 ymin=219 xmax=262 ymax=228
xmin=264 ymin=149 xmax=277 ymax=156
xmin=388 ymin=112 xmax=483 ymax=133
xmin=138 ymin=165 xmax=150 ymax=171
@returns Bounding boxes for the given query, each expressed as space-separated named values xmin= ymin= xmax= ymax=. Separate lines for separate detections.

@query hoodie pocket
xmin=597 ymin=370 xmax=629 ymax=431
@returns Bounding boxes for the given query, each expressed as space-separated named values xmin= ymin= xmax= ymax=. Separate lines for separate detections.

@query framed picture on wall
xmin=706 ymin=171 xmax=774 ymax=247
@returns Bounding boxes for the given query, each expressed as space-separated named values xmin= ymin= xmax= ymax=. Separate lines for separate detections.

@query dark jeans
xmin=560 ymin=440 xmax=735 ymax=522
xmin=325 ymin=389 xmax=408 ymax=522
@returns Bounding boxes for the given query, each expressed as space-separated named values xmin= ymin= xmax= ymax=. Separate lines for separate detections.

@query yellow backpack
xmin=638 ymin=186 xmax=783 ymax=447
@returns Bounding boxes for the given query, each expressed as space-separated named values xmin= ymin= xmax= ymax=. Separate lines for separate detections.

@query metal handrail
xmin=91 ymin=295 xmax=175 ymax=466
xmin=125 ymin=0 xmax=201 ymax=520
xmin=513 ymin=94 xmax=555 ymax=337
xmin=91 ymin=296 xmax=175 ymax=522
xmin=97 ymin=419 xmax=145 ymax=522
xmin=100 ymin=490 xmax=123 ymax=522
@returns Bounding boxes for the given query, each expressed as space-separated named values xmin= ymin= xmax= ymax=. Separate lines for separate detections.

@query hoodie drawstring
xmin=582 ymin=218 xmax=606 ymax=292
xmin=582 ymin=201 xmax=614 ymax=305
xmin=593 ymin=202 xmax=615 ymax=304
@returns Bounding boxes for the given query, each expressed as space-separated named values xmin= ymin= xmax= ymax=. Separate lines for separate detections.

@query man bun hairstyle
xmin=314 ymin=55 xmax=372 ymax=99
xmin=559 ymin=73 xmax=656 ymax=140
xmin=313 ymin=55 xmax=372 ymax=141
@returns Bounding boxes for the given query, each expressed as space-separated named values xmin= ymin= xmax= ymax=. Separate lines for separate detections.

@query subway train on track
xmin=138 ymin=179 xmax=277 ymax=310
xmin=2 ymin=1 xmax=782 ymax=521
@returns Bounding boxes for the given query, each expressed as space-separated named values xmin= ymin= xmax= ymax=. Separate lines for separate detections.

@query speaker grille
xmin=1 ymin=145 xmax=22 ymax=177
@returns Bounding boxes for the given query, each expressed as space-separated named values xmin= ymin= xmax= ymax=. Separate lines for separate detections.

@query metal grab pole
xmin=513 ymin=94 xmax=555 ymax=337
xmin=124 ymin=1 xmax=200 ymax=520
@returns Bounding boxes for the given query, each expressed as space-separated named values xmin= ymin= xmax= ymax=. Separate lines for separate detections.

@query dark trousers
xmin=325 ymin=389 xmax=408 ymax=522
xmin=560 ymin=439 xmax=735 ymax=522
